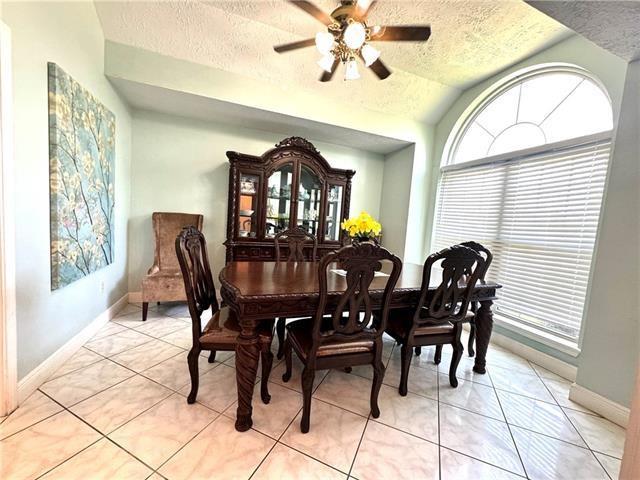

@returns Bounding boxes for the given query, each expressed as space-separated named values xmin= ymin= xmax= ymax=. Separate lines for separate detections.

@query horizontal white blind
xmin=433 ymin=138 xmax=611 ymax=342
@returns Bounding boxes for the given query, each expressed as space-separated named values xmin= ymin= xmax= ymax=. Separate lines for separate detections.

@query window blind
xmin=433 ymin=136 xmax=611 ymax=342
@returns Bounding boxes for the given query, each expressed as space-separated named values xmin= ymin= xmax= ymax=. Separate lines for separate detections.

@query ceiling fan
xmin=273 ymin=0 xmax=431 ymax=82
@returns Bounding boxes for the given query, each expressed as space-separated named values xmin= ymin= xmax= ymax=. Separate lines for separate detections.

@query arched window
xmin=433 ymin=65 xmax=613 ymax=347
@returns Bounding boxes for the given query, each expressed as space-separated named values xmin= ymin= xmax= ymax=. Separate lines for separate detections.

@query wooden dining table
xmin=219 ymin=260 xmax=501 ymax=432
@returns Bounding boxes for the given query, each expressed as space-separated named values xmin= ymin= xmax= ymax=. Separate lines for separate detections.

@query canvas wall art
xmin=48 ymin=62 xmax=115 ymax=290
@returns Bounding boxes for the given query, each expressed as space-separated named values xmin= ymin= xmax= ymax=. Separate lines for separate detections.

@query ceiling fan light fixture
xmin=361 ymin=44 xmax=380 ymax=66
xmin=345 ymin=58 xmax=360 ymax=80
xmin=315 ymin=31 xmax=335 ymax=55
xmin=318 ymin=53 xmax=336 ymax=73
xmin=343 ymin=22 xmax=366 ymax=49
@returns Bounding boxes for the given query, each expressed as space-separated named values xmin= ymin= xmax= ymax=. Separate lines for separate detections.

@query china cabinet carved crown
xmin=225 ymin=137 xmax=355 ymax=262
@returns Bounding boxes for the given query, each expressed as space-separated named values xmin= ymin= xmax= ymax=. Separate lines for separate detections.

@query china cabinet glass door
xmin=238 ymin=174 xmax=259 ymax=239
xmin=296 ymin=165 xmax=322 ymax=236
xmin=325 ymin=184 xmax=344 ymax=241
xmin=265 ymin=163 xmax=294 ymax=238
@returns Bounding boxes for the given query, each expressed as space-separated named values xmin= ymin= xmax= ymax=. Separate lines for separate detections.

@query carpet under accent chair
xmin=141 ymin=212 xmax=203 ymax=321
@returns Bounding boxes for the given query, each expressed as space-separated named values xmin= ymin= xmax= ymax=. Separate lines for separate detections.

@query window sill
xmin=494 ymin=315 xmax=581 ymax=358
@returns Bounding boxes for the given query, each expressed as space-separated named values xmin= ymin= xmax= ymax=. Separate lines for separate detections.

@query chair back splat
xmin=175 ymin=226 xmax=219 ymax=322
xmin=313 ymin=242 xmax=402 ymax=355
xmin=459 ymin=241 xmax=493 ymax=280
xmin=274 ymin=226 xmax=318 ymax=262
xmin=415 ymin=244 xmax=485 ymax=324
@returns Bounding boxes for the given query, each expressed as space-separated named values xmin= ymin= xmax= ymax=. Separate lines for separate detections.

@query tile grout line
xmin=527 ymin=359 xmax=616 ymax=479
xmin=491 ymin=373 xmax=530 ymax=479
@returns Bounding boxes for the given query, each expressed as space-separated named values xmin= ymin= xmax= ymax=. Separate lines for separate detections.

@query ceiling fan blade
xmin=273 ymin=38 xmax=316 ymax=53
xmin=355 ymin=0 xmax=377 ymax=19
xmin=370 ymin=25 xmax=431 ymax=42
xmin=367 ymin=58 xmax=391 ymax=80
xmin=289 ymin=0 xmax=333 ymax=26
xmin=320 ymin=58 xmax=340 ymax=82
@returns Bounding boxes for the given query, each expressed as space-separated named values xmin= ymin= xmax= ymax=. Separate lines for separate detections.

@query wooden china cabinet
xmin=224 ymin=137 xmax=355 ymax=262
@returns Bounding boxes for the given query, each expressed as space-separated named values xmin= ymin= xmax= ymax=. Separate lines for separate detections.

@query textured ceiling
xmin=95 ymin=0 xmax=571 ymax=122
xmin=528 ymin=1 xmax=640 ymax=61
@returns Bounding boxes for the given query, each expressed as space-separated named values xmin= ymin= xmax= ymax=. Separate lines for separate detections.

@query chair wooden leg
xmin=187 ymin=347 xmax=200 ymax=404
xmin=399 ymin=344 xmax=412 ymax=397
xmin=142 ymin=302 xmax=149 ymax=321
xmin=276 ymin=318 xmax=286 ymax=359
xmin=449 ymin=324 xmax=464 ymax=388
xmin=371 ymin=357 xmax=385 ymax=418
xmin=260 ymin=348 xmax=273 ymax=404
xmin=282 ymin=338 xmax=292 ymax=382
xmin=300 ymin=366 xmax=315 ymax=433
xmin=468 ymin=323 xmax=476 ymax=357
xmin=414 ymin=346 xmax=422 ymax=356
xmin=208 ymin=350 xmax=216 ymax=363
xmin=344 ymin=367 xmax=352 ymax=373
xmin=434 ymin=345 xmax=443 ymax=365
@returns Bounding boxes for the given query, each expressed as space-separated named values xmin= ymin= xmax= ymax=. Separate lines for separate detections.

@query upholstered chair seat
xmin=386 ymin=310 xmax=474 ymax=338
xmin=200 ymin=307 xmax=273 ymax=347
xmin=141 ymin=212 xmax=203 ymax=321
xmin=285 ymin=320 xmax=374 ymax=360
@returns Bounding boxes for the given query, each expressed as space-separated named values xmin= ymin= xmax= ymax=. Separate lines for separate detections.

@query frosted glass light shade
xmin=344 ymin=22 xmax=366 ymax=49
xmin=315 ymin=31 xmax=334 ymax=55
xmin=345 ymin=59 xmax=360 ymax=80
xmin=361 ymin=44 xmax=380 ymax=66
xmin=318 ymin=54 xmax=335 ymax=73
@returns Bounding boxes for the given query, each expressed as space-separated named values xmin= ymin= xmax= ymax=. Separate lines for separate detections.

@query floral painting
xmin=48 ymin=63 xmax=115 ymax=290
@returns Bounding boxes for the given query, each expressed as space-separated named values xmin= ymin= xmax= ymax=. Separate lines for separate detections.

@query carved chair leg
xmin=414 ymin=346 xmax=422 ymax=356
xmin=449 ymin=324 xmax=464 ymax=388
xmin=434 ymin=345 xmax=443 ymax=365
xmin=208 ymin=350 xmax=216 ymax=363
xmin=300 ymin=366 xmax=315 ymax=433
xmin=260 ymin=347 xmax=273 ymax=404
xmin=282 ymin=337 xmax=292 ymax=382
xmin=187 ymin=347 xmax=201 ymax=404
xmin=142 ymin=302 xmax=149 ymax=322
xmin=468 ymin=323 xmax=476 ymax=358
xmin=276 ymin=318 xmax=286 ymax=360
xmin=344 ymin=367 xmax=352 ymax=373
xmin=370 ymin=356 xmax=385 ymax=418
xmin=399 ymin=343 xmax=412 ymax=397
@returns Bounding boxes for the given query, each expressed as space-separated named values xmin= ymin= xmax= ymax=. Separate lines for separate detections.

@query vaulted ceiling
xmin=95 ymin=0 xmax=571 ymax=123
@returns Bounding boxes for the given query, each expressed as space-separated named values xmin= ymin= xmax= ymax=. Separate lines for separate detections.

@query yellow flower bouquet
xmin=341 ymin=211 xmax=382 ymax=241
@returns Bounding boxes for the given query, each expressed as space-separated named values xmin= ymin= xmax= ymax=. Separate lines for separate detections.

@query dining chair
xmin=384 ymin=245 xmax=484 ymax=394
xmin=141 ymin=212 xmax=203 ymax=321
xmin=175 ymin=226 xmax=275 ymax=405
xmin=457 ymin=241 xmax=493 ymax=357
xmin=274 ymin=226 xmax=318 ymax=359
xmin=425 ymin=240 xmax=493 ymax=360
xmin=281 ymin=241 xmax=402 ymax=433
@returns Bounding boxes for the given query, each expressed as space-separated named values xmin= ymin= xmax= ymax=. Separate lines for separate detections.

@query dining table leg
xmin=473 ymin=299 xmax=494 ymax=374
xmin=234 ymin=322 xmax=260 ymax=432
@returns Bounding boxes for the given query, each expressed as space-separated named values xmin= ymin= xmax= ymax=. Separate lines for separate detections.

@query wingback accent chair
xmin=141 ymin=212 xmax=204 ymax=321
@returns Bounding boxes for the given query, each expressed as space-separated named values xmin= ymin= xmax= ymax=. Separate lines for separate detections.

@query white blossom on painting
xmin=48 ymin=63 xmax=115 ymax=290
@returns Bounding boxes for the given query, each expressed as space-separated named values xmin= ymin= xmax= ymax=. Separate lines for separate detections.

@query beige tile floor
xmin=0 ymin=303 xmax=627 ymax=480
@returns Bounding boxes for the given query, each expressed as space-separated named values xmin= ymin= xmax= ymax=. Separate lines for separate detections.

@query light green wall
xmin=3 ymin=1 xmax=132 ymax=379
xmin=576 ymin=59 xmax=640 ymax=407
xmin=431 ymin=34 xmax=636 ymax=406
xmin=129 ymin=110 xmax=385 ymax=291
xmin=379 ymin=145 xmax=415 ymax=259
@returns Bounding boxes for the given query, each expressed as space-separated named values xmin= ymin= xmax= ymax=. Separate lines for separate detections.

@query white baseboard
xmin=474 ymin=325 xmax=577 ymax=382
xmin=128 ymin=291 xmax=142 ymax=303
xmin=569 ymin=383 xmax=630 ymax=428
xmin=17 ymin=294 xmax=129 ymax=403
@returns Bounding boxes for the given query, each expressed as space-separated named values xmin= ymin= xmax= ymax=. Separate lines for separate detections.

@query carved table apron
xmin=219 ymin=261 xmax=501 ymax=432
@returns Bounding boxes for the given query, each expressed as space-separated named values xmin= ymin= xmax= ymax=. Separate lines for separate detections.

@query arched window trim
xmin=441 ymin=63 xmax=613 ymax=170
